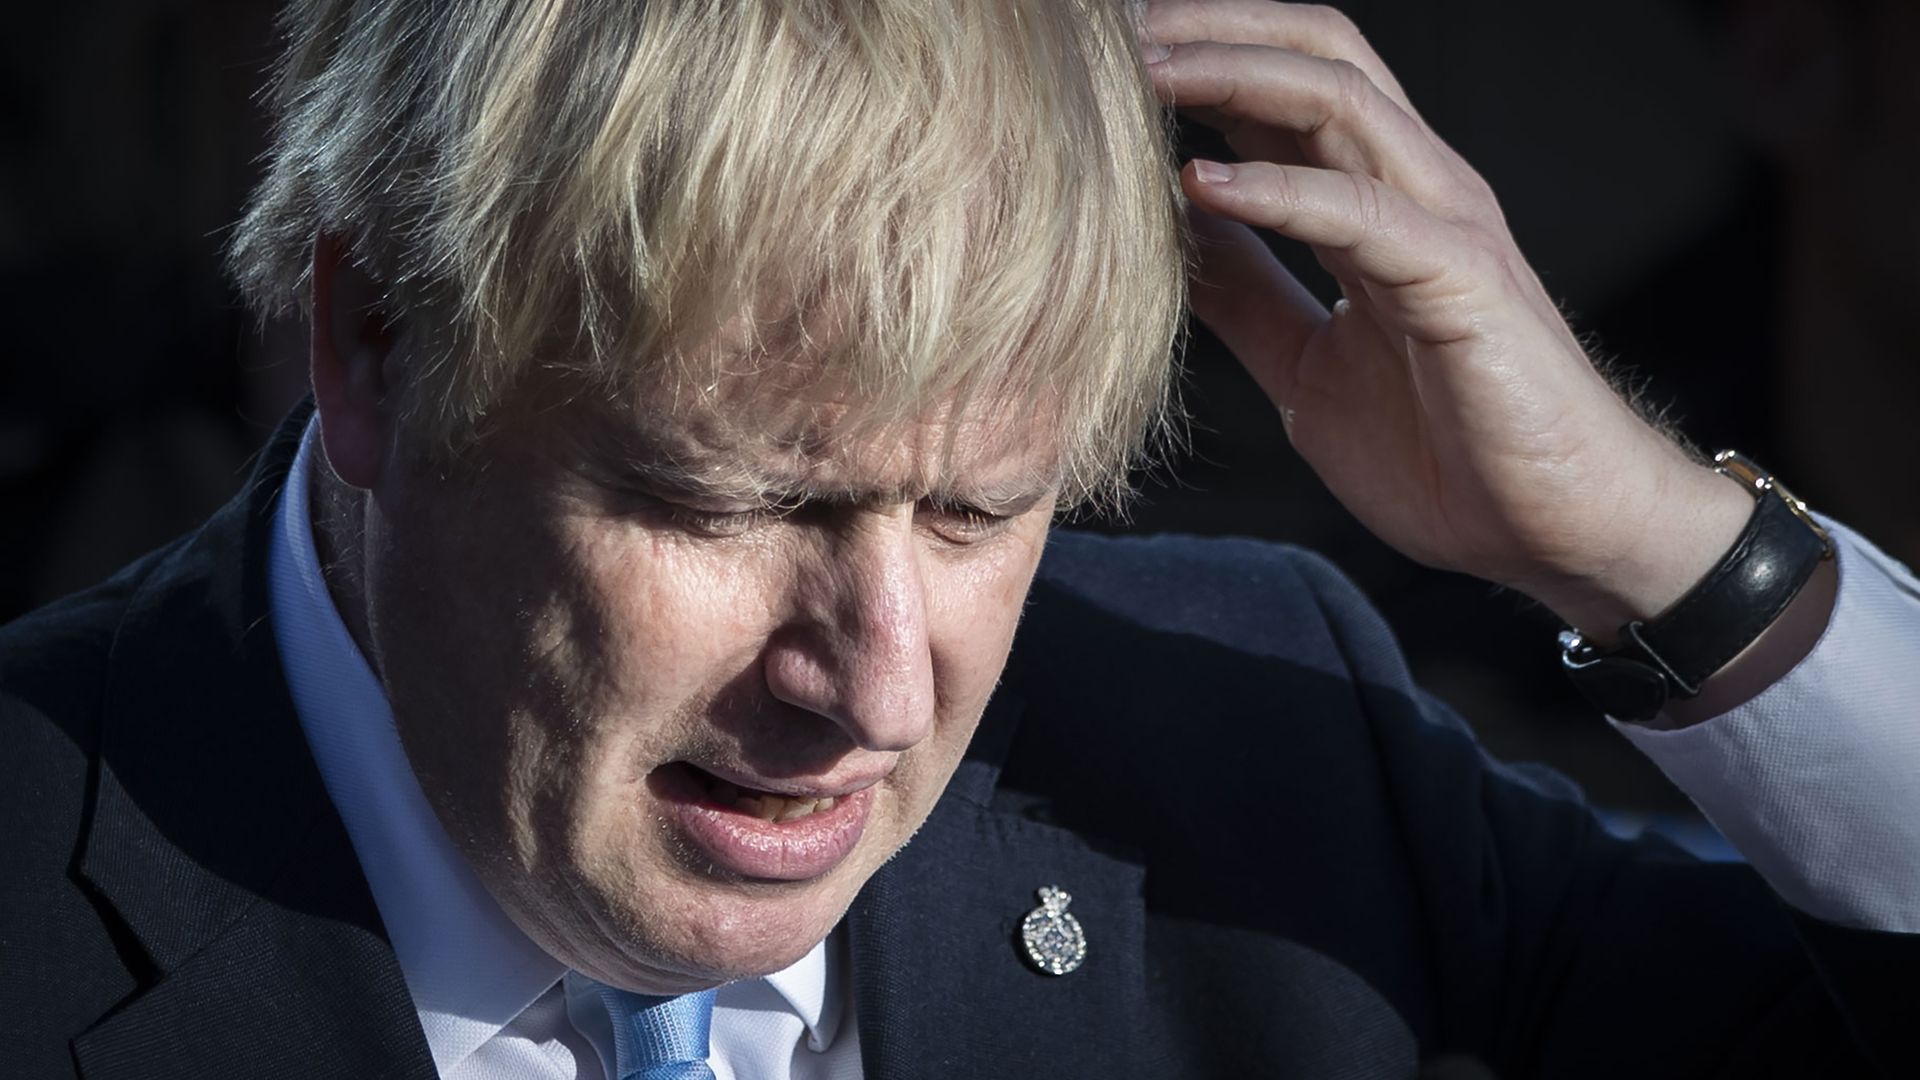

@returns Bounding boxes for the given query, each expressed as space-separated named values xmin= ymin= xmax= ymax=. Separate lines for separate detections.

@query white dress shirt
xmin=268 ymin=419 xmax=865 ymax=1080
xmin=270 ymin=416 xmax=1920 ymax=1077
xmin=1616 ymin=515 xmax=1920 ymax=932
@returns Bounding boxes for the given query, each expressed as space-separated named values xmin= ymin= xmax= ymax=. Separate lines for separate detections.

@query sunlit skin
xmin=315 ymin=336 xmax=1059 ymax=994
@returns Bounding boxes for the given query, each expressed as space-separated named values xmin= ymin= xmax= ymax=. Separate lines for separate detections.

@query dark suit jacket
xmin=3 ymin=403 xmax=1913 ymax=1079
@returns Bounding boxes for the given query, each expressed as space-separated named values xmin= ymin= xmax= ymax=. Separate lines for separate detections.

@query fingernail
xmin=1140 ymin=41 xmax=1171 ymax=64
xmin=1192 ymin=159 xmax=1235 ymax=184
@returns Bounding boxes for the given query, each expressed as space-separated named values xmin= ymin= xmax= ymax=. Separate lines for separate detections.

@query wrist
xmin=1529 ymin=461 xmax=1755 ymax=643
xmin=1555 ymin=451 xmax=1838 ymax=724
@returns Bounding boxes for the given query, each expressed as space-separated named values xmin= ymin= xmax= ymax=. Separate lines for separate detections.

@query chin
xmin=541 ymin=856 xmax=868 ymax=992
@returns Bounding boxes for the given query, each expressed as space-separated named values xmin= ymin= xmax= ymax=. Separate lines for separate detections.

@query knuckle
xmin=1466 ymin=234 xmax=1522 ymax=287
xmin=1345 ymin=173 xmax=1390 ymax=238
xmin=1325 ymin=58 xmax=1374 ymax=116
xmin=1437 ymin=150 xmax=1498 ymax=206
xmin=1430 ymin=180 xmax=1491 ymax=226
xmin=1246 ymin=165 xmax=1307 ymax=226
xmin=1456 ymin=170 xmax=1498 ymax=208
xmin=1303 ymin=3 xmax=1362 ymax=42
xmin=1261 ymin=163 xmax=1301 ymax=208
xmin=1457 ymin=179 xmax=1511 ymax=230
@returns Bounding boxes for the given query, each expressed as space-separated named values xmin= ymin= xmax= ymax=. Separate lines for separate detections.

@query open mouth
xmin=652 ymin=762 xmax=877 ymax=881
xmin=656 ymin=760 xmax=868 ymax=824
xmin=703 ymin=777 xmax=839 ymax=823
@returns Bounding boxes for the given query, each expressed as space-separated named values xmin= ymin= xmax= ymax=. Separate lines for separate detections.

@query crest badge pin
xmin=1019 ymin=886 xmax=1087 ymax=975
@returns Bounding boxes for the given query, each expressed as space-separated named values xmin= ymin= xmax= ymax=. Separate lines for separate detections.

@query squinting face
xmin=357 ymin=383 xmax=1059 ymax=992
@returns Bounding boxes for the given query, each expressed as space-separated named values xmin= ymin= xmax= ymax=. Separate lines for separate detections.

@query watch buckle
xmin=1713 ymin=449 xmax=1834 ymax=557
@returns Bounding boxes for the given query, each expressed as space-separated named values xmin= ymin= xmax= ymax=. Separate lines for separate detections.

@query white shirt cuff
xmin=1613 ymin=516 xmax=1920 ymax=933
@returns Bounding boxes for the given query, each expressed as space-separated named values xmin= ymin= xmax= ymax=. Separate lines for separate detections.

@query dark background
xmin=4 ymin=0 xmax=1914 ymax=824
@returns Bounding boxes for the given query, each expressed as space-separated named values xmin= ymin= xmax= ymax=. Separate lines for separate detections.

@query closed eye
xmin=663 ymin=504 xmax=777 ymax=537
xmin=613 ymin=480 xmax=1027 ymax=543
xmin=614 ymin=487 xmax=796 ymax=538
xmin=917 ymin=499 xmax=1015 ymax=544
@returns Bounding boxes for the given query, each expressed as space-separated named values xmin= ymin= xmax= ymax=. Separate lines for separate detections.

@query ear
xmin=310 ymin=235 xmax=401 ymax=490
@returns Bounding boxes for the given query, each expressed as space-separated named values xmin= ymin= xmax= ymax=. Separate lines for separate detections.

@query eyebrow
xmin=589 ymin=427 xmax=1059 ymax=515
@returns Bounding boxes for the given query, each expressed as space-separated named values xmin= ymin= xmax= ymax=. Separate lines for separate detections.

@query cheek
xmin=927 ymin=528 xmax=1050 ymax=710
xmin=540 ymin=526 xmax=783 ymax=709
xmin=510 ymin=523 xmax=798 ymax=814
xmin=504 ymin=526 xmax=790 ymax=854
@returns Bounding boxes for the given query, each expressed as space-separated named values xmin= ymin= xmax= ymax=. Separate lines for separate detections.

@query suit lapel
xmin=72 ymin=808 xmax=434 ymax=1079
xmin=848 ymin=693 xmax=1155 ymax=1079
xmin=72 ymin=402 xmax=434 ymax=1078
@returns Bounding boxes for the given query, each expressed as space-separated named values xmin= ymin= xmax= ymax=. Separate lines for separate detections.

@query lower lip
xmin=653 ymin=767 xmax=875 ymax=882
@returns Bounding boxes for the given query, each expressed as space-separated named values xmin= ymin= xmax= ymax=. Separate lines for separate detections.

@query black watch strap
xmin=1561 ymin=454 xmax=1834 ymax=722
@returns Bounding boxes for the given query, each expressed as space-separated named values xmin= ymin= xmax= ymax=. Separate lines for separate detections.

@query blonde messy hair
xmin=231 ymin=0 xmax=1191 ymax=509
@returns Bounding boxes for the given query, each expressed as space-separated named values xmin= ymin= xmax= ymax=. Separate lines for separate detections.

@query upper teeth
xmin=710 ymin=780 xmax=837 ymax=822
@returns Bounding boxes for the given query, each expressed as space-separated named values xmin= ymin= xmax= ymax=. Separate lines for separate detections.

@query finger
xmin=1147 ymin=42 xmax=1467 ymax=208
xmin=1143 ymin=0 xmax=1418 ymax=118
xmin=1186 ymin=211 xmax=1422 ymax=456
xmin=1181 ymin=103 xmax=1316 ymax=171
xmin=1182 ymin=159 xmax=1482 ymax=343
xmin=1184 ymin=207 xmax=1327 ymax=397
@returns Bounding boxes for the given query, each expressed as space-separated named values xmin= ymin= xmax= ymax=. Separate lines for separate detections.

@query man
xmin=4 ymin=0 xmax=1917 ymax=1077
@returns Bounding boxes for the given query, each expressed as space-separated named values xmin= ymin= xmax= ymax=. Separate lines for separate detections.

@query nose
xmin=762 ymin=517 xmax=936 ymax=752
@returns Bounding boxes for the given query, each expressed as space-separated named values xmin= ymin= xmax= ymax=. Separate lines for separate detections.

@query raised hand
xmin=1141 ymin=0 xmax=1754 ymax=638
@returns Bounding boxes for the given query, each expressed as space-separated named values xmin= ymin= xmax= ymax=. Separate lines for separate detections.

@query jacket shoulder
xmin=0 ymin=538 xmax=181 ymax=744
xmin=1030 ymin=529 xmax=1414 ymax=689
xmin=0 ymin=541 xmax=185 ymax=1074
xmin=1012 ymin=528 xmax=1451 ymax=842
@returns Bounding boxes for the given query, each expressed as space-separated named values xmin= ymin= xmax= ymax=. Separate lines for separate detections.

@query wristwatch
xmin=1559 ymin=451 xmax=1834 ymax=723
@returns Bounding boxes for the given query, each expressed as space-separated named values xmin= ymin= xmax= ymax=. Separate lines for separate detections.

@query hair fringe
xmin=230 ymin=0 xmax=1193 ymax=511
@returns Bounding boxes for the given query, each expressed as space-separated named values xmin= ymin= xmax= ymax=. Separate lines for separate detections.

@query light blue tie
xmin=594 ymin=983 xmax=719 ymax=1080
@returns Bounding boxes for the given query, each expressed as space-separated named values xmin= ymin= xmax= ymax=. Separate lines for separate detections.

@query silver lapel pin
xmin=1020 ymin=886 xmax=1087 ymax=975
